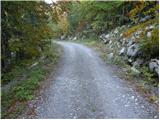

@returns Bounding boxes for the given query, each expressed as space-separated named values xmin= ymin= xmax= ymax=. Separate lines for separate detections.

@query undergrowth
xmin=1 ymin=41 xmax=61 ymax=119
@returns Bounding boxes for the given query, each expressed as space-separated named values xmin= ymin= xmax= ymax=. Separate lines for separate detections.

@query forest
xmin=1 ymin=1 xmax=159 ymax=119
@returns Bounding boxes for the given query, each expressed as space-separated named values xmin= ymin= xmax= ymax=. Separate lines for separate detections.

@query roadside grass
xmin=1 ymin=41 xmax=62 ymax=118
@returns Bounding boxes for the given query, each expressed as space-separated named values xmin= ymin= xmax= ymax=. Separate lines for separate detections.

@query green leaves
xmin=13 ymin=67 xmax=44 ymax=101
xmin=2 ymin=1 xmax=54 ymax=73
xmin=140 ymin=28 xmax=159 ymax=59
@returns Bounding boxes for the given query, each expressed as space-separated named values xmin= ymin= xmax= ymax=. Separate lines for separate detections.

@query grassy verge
xmin=1 ymin=41 xmax=62 ymax=118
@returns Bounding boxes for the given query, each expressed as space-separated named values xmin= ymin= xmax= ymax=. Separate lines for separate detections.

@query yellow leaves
xmin=123 ymin=18 xmax=157 ymax=38
xmin=57 ymin=12 xmax=69 ymax=34
xmin=143 ymin=4 xmax=159 ymax=16
xmin=128 ymin=1 xmax=145 ymax=22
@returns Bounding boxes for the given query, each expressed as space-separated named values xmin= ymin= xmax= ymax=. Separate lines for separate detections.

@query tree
xmin=1 ymin=1 xmax=53 ymax=73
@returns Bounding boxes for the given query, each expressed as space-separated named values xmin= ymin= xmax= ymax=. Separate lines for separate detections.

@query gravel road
xmin=29 ymin=41 xmax=158 ymax=119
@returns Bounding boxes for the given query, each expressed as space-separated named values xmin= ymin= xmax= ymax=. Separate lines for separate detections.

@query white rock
xmin=147 ymin=32 xmax=152 ymax=38
xmin=131 ymin=67 xmax=140 ymax=75
xmin=149 ymin=59 xmax=159 ymax=76
xmin=131 ymin=96 xmax=135 ymax=99
xmin=122 ymin=41 xmax=126 ymax=45
xmin=119 ymin=47 xmax=126 ymax=56
xmin=61 ymin=35 xmax=65 ymax=40
xmin=108 ymin=53 xmax=114 ymax=60
xmin=124 ymin=104 xmax=129 ymax=107
xmin=105 ymin=34 xmax=110 ymax=39
xmin=114 ymin=29 xmax=118 ymax=34
xmin=127 ymin=40 xmax=134 ymax=47
xmin=123 ymin=38 xmax=126 ymax=41
xmin=128 ymin=58 xmax=133 ymax=64
xmin=139 ymin=15 xmax=151 ymax=22
xmin=145 ymin=26 xmax=150 ymax=30
xmin=109 ymin=40 xmax=112 ymax=45
xmin=100 ymin=34 xmax=105 ymax=39
xmin=73 ymin=37 xmax=77 ymax=40
xmin=149 ymin=25 xmax=155 ymax=29
xmin=127 ymin=44 xmax=139 ymax=58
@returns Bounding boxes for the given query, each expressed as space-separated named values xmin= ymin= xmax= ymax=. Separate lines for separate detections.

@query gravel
xmin=20 ymin=41 xmax=158 ymax=119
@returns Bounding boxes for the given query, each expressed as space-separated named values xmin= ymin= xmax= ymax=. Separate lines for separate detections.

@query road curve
xmin=33 ymin=41 xmax=158 ymax=119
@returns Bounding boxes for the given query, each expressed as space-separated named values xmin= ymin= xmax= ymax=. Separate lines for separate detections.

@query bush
xmin=140 ymin=66 xmax=157 ymax=86
xmin=140 ymin=28 xmax=159 ymax=59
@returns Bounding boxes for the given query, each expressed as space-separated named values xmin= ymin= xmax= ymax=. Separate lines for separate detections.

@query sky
xmin=44 ymin=0 xmax=57 ymax=4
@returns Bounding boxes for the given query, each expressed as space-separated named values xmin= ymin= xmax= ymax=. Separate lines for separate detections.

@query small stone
xmin=128 ymin=58 xmax=133 ymax=64
xmin=131 ymin=96 xmax=135 ymax=99
xmin=107 ymin=53 xmax=114 ymax=60
xmin=119 ymin=47 xmax=126 ymax=56
xmin=73 ymin=37 xmax=77 ymax=41
xmin=125 ymin=104 xmax=129 ymax=107
xmin=154 ymin=115 xmax=158 ymax=119
xmin=105 ymin=34 xmax=110 ymax=39
xmin=109 ymin=40 xmax=112 ymax=45
xmin=147 ymin=32 xmax=151 ymax=38
xmin=114 ymin=29 xmax=118 ymax=34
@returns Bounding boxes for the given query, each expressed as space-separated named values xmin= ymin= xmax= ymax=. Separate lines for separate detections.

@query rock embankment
xmin=99 ymin=23 xmax=159 ymax=77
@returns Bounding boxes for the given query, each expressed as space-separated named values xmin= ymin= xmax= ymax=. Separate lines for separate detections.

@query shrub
xmin=140 ymin=28 xmax=159 ymax=58
xmin=140 ymin=66 xmax=157 ymax=86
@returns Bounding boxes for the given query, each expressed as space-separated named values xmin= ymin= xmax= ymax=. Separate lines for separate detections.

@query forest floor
xmin=19 ymin=41 xmax=158 ymax=119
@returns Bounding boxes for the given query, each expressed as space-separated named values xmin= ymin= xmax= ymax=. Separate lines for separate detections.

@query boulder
xmin=134 ymin=31 xmax=141 ymax=39
xmin=145 ymin=26 xmax=150 ymax=31
xmin=149 ymin=25 xmax=155 ymax=29
xmin=73 ymin=37 xmax=77 ymax=41
xmin=128 ymin=58 xmax=133 ymax=64
xmin=122 ymin=41 xmax=126 ymax=45
xmin=139 ymin=15 xmax=152 ymax=23
xmin=114 ymin=29 xmax=118 ymax=34
xmin=116 ymin=42 xmax=121 ymax=48
xmin=127 ymin=44 xmax=139 ymax=58
xmin=61 ymin=35 xmax=65 ymax=40
xmin=109 ymin=40 xmax=112 ymax=45
xmin=149 ymin=59 xmax=159 ymax=75
xmin=107 ymin=53 xmax=114 ymax=60
xmin=145 ymin=25 xmax=155 ymax=31
xmin=100 ymin=34 xmax=105 ymax=40
xmin=127 ymin=40 xmax=134 ymax=47
xmin=105 ymin=34 xmax=110 ymax=39
xmin=119 ymin=47 xmax=126 ymax=56
xmin=104 ymin=39 xmax=109 ymax=44
xmin=147 ymin=32 xmax=152 ymax=38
